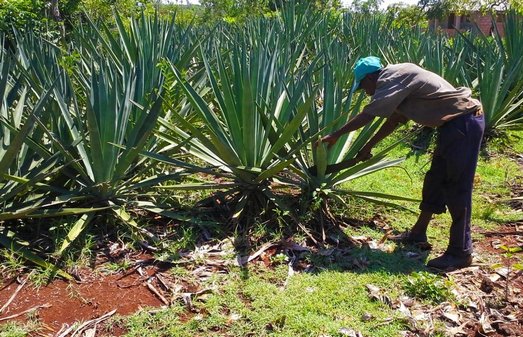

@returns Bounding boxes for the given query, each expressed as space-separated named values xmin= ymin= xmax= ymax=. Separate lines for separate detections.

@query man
xmin=320 ymin=56 xmax=484 ymax=271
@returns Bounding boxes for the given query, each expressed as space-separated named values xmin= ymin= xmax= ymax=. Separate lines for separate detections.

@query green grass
xmin=0 ymin=320 xmax=40 ymax=337
xmin=120 ymin=265 xmax=407 ymax=337
xmin=404 ymin=271 xmax=454 ymax=304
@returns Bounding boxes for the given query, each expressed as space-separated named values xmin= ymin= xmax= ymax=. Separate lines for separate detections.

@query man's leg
xmin=407 ymin=142 xmax=448 ymax=241
xmin=427 ymin=113 xmax=484 ymax=269
xmin=444 ymin=113 xmax=484 ymax=256
xmin=410 ymin=210 xmax=433 ymax=238
xmin=393 ymin=151 xmax=446 ymax=246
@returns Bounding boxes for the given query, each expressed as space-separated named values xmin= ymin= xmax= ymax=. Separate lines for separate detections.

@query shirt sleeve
xmin=362 ymin=80 xmax=415 ymax=118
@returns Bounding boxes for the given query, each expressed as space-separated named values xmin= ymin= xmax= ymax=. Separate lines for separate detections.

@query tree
xmin=57 ymin=0 xmax=82 ymax=23
xmin=351 ymin=0 xmax=383 ymax=13
xmin=198 ymin=0 xmax=341 ymax=23
xmin=269 ymin=0 xmax=341 ymax=11
xmin=418 ymin=0 xmax=453 ymax=19
xmin=80 ymin=0 xmax=156 ymax=23
xmin=386 ymin=4 xmax=427 ymax=28
xmin=0 ymin=0 xmax=44 ymax=33
xmin=0 ymin=0 xmax=84 ymax=35
xmin=199 ymin=0 xmax=269 ymax=22
xmin=418 ymin=0 xmax=523 ymax=18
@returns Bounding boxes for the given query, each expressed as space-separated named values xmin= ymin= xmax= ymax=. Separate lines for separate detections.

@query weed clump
xmin=404 ymin=271 xmax=454 ymax=304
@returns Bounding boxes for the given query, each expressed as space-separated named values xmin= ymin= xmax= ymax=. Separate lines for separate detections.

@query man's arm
xmin=320 ymin=112 xmax=375 ymax=147
xmin=356 ymin=112 xmax=408 ymax=161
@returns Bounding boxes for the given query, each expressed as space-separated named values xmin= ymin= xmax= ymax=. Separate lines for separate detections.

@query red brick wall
xmin=474 ymin=15 xmax=505 ymax=35
xmin=428 ymin=12 xmax=506 ymax=37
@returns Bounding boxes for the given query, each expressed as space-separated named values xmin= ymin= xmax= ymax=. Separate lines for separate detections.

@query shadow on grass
xmin=176 ymin=202 xmax=433 ymax=278
xmin=231 ymin=221 xmax=431 ymax=279
xmin=301 ymin=244 xmax=430 ymax=276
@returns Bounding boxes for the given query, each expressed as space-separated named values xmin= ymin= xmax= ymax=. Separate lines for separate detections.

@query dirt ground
xmin=0 ymin=263 xmax=163 ymax=336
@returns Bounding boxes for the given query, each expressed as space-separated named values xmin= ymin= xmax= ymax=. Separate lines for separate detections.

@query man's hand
xmin=314 ymin=113 xmax=375 ymax=149
xmin=316 ymin=134 xmax=338 ymax=148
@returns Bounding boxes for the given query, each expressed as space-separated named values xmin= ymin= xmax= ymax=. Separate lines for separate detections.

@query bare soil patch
xmin=0 ymin=243 xmax=216 ymax=336
xmin=0 ymin=267 xmax=163 ymax=336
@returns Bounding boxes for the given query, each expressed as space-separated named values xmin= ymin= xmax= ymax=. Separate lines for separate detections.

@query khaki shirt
xmin=362 ymin=63 xmax=481 ymax=127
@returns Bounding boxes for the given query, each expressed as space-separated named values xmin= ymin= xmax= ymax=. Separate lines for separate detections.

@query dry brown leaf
xmin=375 ymin=317 xmax=394 ymax=327
xmin=235 ymin=242 xmax=278 ymax=266
xmin=83 ymin=328 xmax=96 ymax=337
xmin=365 ymin=284 xmax=380 ymax=295
xmin=467 ymin=299 xmax=479 ymax=312
xmin=350 ymin=235 xmax=370 ymax=242
xmin=479 ymin=312 xmax=496 ymax=334
xmin=366 ymin=240 xmax=395 ymax=253
xmin=367 ymin=240 xmax=379 ymax=250
xmin=490 ymin=308 xmax=518 ymax=322
xmin=446 ymin=323 xmax=468 ymax=336
xmin=491 ymin=239 xmax=502 ymax=249
xmin=442 ymin=310 xmax=461 ymax=325
xmin=378 ymin=230 xmax=391 ymax=244
xmin=339 ymin=327 xmax=364 ymax=337
xmin=399 ymin=296 xmax=415 ymax=307
xmin=495 ymin=267 xmax=510 ymax=279
xmin=366 ymin=288 xmax=393 ymax=308
xmin=182 ymin=293 xmax=193 ymax=311
xmin=282 ymin=241 xmax=311 ymax=252
xmin=282 ymin=258 xmax=296 ymax=289
xmin=397 ymin=302 xmax=411 ymax=317
xmin=411 ymin=310 xmax=430 ymax=323
xmin=228 ymin=312 xmax=241 ymax=323
xmin=488 ymin=273 xmax=501 ymax=283
xmin=361 ymin=312 xmax=374 ymax=322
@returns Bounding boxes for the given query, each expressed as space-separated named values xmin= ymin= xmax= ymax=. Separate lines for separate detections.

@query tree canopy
xmin=1 ymin=0 xmax=522 ymax=35
xmin=419 ymin=0 xmax=523 ymax=18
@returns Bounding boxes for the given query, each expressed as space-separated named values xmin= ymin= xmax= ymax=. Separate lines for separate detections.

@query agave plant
xmin=276 ymin=41 xmax=418 ymax=239
xmin=473 ymin=53 xmax=523 ymax=132
xmin=156 ymin=30 xmax=320 ymax=222
xmin=155 ymin=6 xmax=420 ymax=235
xmin=45 ymin=14 xmax=201 ymax=248
xmin=0 ymin=43 xmax=77 ymax=278
xmin=342 ymin=12 xmax=388 ymax=56
xmin=0 ymin=13 xmax=201 ymax=262
xmin=471 ymin=11 xmax=523 ymax=133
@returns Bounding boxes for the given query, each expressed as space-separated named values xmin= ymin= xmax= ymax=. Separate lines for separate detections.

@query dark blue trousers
xmin=420 ymin=112 xmax=485 ymax=256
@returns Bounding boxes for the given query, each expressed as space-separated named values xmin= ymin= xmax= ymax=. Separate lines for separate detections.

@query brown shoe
xmin=427 ymin=253 xmax=472 ymax=271
xmin=390 ymin=231 xmax=432 ymax=250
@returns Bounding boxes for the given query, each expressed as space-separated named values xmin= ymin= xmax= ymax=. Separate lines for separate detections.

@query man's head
xmin=352 ymin=56 xmax=382 ymax=96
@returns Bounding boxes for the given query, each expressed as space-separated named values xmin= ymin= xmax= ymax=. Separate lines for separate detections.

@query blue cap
xmin=351 ymin=56 xmax=383 ymax=92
